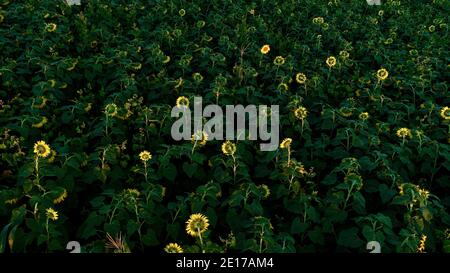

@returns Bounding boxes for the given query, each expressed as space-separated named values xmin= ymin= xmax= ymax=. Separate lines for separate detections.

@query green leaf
xmin=337 ymin=228 xmax=364 ymax=248
xmin=290 ymin=217 xmax=309 ymax=234
xmin=142 ymin=230 xmax=159 ymax=246
xmin=182 ymin=162 xmax=197 ymax=178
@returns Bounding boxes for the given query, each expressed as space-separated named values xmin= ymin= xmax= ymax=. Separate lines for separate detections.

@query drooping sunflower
xmin=280 ymin=138 xmax=292 ymax=149
xmin=186 ymin=213 xmax=209 ymax=237
xmin=396 ymin=128 xmax=412 ymax=139
xmin=46 ymin=208 xmax=59 ymax=221
xmin=440 ymin=106 xmax=450 ymax=120
xmin=32 ymin=116 xmax=48 ymax=128
xmin=359 ymin=112 xmax=369 ymax=121
xmin=191 ymin=130 xmax=209 ymax=146
xmin=34 ymin=140 xmax=51 ymax=158
xmin=54 ymin=189 xmax=68 ymax=204
xmin=176 ymin=96 xmax=190 ymax=108
xmin=273 ymin=56 xmax=285 ymax=66
xmin=260 ymin=44 xmax=270 ymax=54
xmin=45 ymin=23 xmax=57 ymax=32
xmin=417 ymin=235 xmax=427 ymax=253
xmin=221 ymin=141 xmax=236 ymax=156
xmin=139 ymin=150 xmax=152 ymax=162
xmin=164 ymin=243 xmax=183 ymax=253
xmin=294 ymin=107 xmax=308 ymax=120
xmin=376 ymin=68 xmax=389 ymax=81
xmin=326 ymin=56 xmax=336 ymax=68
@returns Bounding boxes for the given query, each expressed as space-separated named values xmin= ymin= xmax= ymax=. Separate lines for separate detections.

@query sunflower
xmin=186 ymin=213 xmax=209 ymax=237
xmin=440 ymin=106 xmax=450 ymax=120
xmin=417 ymin=235 xmax=427 ymax=253
xmin=280 ymin=138 xmax=292 ymax=149
xmin=396 ymin=128 xmax=412 ymax=139
xmin=33 ymin=96 xmax=48 ymax=109
xmin=359 ymin=112 xmax=369 ymax=121
xmin=54 ymin=189 xmax=68 ymax=204
xmin=339 ymin=107 xmax=353 ymax=117
xmin=34 ymin=140 xmax=51 ymax=158
xmin=273 ymin=56 xmax=285 ymax=66
xmin=339 ymin=50 xmax=350 ymax=59
xmin=164 ymin=243 xmax=183 ymax=253
xmin=260 ymin=44 xmax=270 ymax=54
xmin=259 ymin=184 xmax=271 ymax=199
xmin=174 ymin=78 xmax=184 ymax=89
xmin=162 ymin=55 xmax=171 ymax=64
xmin=277 ymin=82 xmax=289 ymax=92
xmin=191 ymin=131 xmax=208 ymax=146
xmin=192 ymin=72 xmax=203 ymax=82
xmin=428 ymin=25 xmax=435 ymax=32
xmin=179 ymin=9 xmax=186 ymax=17
xmin=294 ymin=107 xmax=308 ymax=120
xmin=139 ymin=150 xmax=152 ymax=162
xmin=46 ymin=208 xmax=59 ymax=221
xmin=32 ymin=116 xmax=48 ymax=128
xmin=176 ymin=96 xmax=190 ymax=108
xmin=105 ymin=103 xmax=118 ymax=117
xmin=312 ymin=17 xmax=324 ymax=25
xmin=376 ymin=68 xmax=389 ymax=81
xmin=221 ymin=141 xmax=236 ymax=156
xmin=326 ymin=56 xmax=336 ymax=68
xmin=45 ymin=23 xmax=57 ymax=32
xmin=295 ymin=73 xmax=307 ymax=84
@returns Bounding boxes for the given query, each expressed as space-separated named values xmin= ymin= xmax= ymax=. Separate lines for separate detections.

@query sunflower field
xmin=0 ymin=0 xmax=449 ymax=253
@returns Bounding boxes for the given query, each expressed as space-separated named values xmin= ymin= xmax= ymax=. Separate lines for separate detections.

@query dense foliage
xmin=0 ymin=0 xmax=449 ymax=253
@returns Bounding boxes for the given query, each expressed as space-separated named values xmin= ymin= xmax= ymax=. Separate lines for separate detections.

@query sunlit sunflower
xmin=221 ymin=141 xmax=236 ymax=156
xmin=339 ymin=50 xmax=350 ymax=59
xmin=326 ymin=56 xmax=336 ymax=68
xmin=260 ymin=44 xmax=270 ymax=54
xmin=294 ymin=107 xmax=308 ymax=120
xmin=396 ymin=128 xmax=412 ymax=139
xmin=191 ymin=130 xmax=209 ymax=146
xmin=295 ymin=73 xmax=307 ymax=84
xmin=32 ymin=116 xmax=48 ymax=128
xmin=34 ymin=140 xmax=51 ymax=158
xmin=278 ymin=82 xmax=289 ymax=92
xmin=176 ymin=96 xmax=190 ymax=108
xmin=376 ymin=68 xmax=389 ymax=81
xmin=186 ymin=213 xmax=209 ymax=237
xmin=46 ymin=208 xmax=59 ymax=221
xmin=273 ymin=56 xmax=285 ymax=66
xmin=359 ymin=112 xmax=369 ymax=121
xmin=417 ymin=234 xmax=427 ymax=253
xmin=280 ymin=138 xmax=292 ymax=149
xmin=139 ymin=150 xmax=152 ymax=162
xmin=45 ymin=23 xmax=57 ymax=32
xmin=440 ymin=106 xmax=450 ymax=120
xmin=54 ymin=189 xmax=68 ymax=204
xmin=164 ymin=243 xmax=183 ymax=253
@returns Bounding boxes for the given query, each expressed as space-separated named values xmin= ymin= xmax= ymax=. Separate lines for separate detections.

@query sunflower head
xmin=273 ymin=56 xmax=285 ymax=66
xmin=326 ymin=56 xmax=337 ymax=68
xmin=53 ymin=189 xmax=68 ymax=204
xmin=277 ymin=82 xmax=289 ymax=92
xmin=34 ymin=140 xmax=51 ymax=158
xmin=221 ymin=141 xmax=236 ymax=156
xmin=359 ymin=112 xmax=369 ymax=121
xmin=46 ymin=208 xmax=59 ymax=221
xmin=260 ymin=44 xmax=270 ymax=54
xmin=295 ymin=73 xmax=307 ymax=84
xmin=377 ymin=68 xmax=389 ymax=81
xmin=294 ymin=107 xmax=308 ymax=120
xmin=179 ymin=9 xmax=186 ymax=17
xmin=139 ymin=150 xmax=152 ymax=162
xmin=45 ymin=23 xmax=57 ymax=32
xmin=280 ymin=138 xmax=292 ymax=149
xmin=176 ymin=96 xmax=190 ymax=108
xmin=192 ymin=72 xmax=203 ymax=82
xmin=164 ymin=243 xmax=183 ymax=253
xmin=396 ymin=128 xmax=412 ymax=139
xmin=191 ymin=130 xmax=209 ymax=146
xmin=440 ymin=106 xmax=450 ymax=120
xmin=259 ymin=184 xmax=271 ymax=199
xmin=105 ymin=103 xmax=118 ymax=117
xmin=339 ymin=50 xmax=350 ymax=59
xmin=186 ymin=213 xmax=209 ymax=237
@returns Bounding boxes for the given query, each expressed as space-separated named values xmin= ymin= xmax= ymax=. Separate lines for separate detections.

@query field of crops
xmin=0 ymin=0 xmax=449 ymax=253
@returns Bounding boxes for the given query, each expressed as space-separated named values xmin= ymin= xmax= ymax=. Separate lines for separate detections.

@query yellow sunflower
xmin=139 ymin=150 xmax=152 ymax=162
xmin=396 ymin=128 xmax=412 ymax=139
xmin=359 ymin=112 xmax=369 ymax=121
xmin=221 ymin=141 xmax=236 ymax=156
xmin=176 ymin=96 xmax=190 ymax=108
xmin=260 ymin=44 xmax=270 ymax=54
xmin=186 ymin=213 xmax=209 ymax=237
xmin=326 ymin=56 xmax=336 ymax=68
xmin=417 ymin=235 xmax=427 ymax=253
xmin=54 ymin=189 xmax=68 ymax=204
xmin=191 ymin=131 xmax=209 ymax=146
xmin=32 ymin=116 xmax=48 ymax=128
xmin=294 ymin=107 xmax=308 ymax=120
xmin=105 ymin=103 xmax=118 ymax=117
xmin=164 ymin=243 xmax=183 ymax=253
xmin=377 ymin=68 xmax=389 ymax=81
xmin=280 ymin=138 xmax=292 ymax=149
xmin=46 ymin=23 xmax=57 ymax=32
xmin=34 ymin=140 xmax=51 ymax=158
xmin=295 ymin=73 xmax=307 ymax=84
xmin=46 ymin=208 xmax=59 ymax=221
xmin=440 ymin=106 xmax=450 ymax=120
xmin=273 ymin=56 xmax=285 ymax=66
